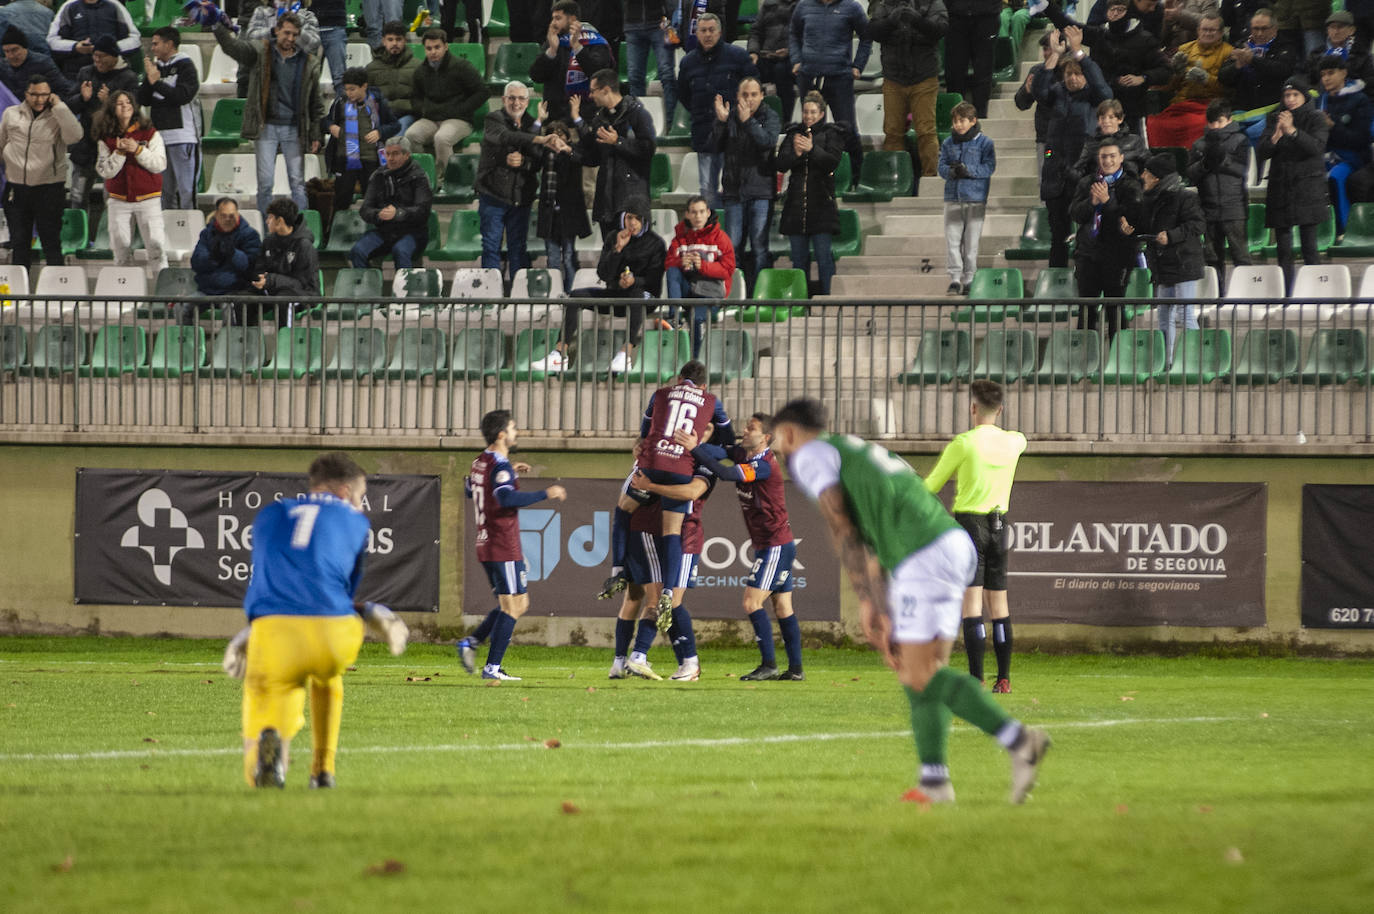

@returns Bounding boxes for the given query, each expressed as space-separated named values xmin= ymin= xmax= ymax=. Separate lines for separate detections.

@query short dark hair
xmin=1097 ymin=139 xmax=1122 ymax=155
xmin=685 ymin=194 xmax=709 ymax=211
xmin=309 ymin=452 xmax=366 ymax=488
xmin=382 ymin=19 xmax=408 ymax=37
xmin=678 ymin=361 xmax=707 ymax=386
xmin=278 ymin=12 xmax=303 ymax=31
xmin=1205 ymin=98 xmax=1230 ymax=122
xmin=951 ymin=101 xmax=977 ymax=121
xmin=1319 ymin=54 xmax=1348 ymax=73
xmin=481 ymin=409 xmax=513 ymax=445
xmin=590 ymin=68 xmax=618 ymax=90
xmin=27 ymin=74 xmax=48 ymax=88
xmin=214 ymin=197 xmax=238 ymax=211
xmin=343 ymin=67 xmax=369 ymax=88
xmin=773 ymin=398 xmax=827 ymax=432
xmin=265 ymin=197 xmax=298 ymax=224
xmin=1096 ymin=99 xmax=1124 ymax=119
xmin=152 ymin=26 xmax=180 ymax=46
xmin=750 ymin=412 xmax=774 ymax=436
xmin=552 ymin=0 xmax=580 ymax=16
xmin=970 ymin=379 xmax=1004 ymax=414
xmin=422 ymin=27 xmax=448 ymax=44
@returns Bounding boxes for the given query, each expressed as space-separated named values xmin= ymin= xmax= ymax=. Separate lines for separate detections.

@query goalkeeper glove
xmin=222 ymin=626 xmax=250 ymax=679
xmin=361 ymin=601 xmax=409 ymax=656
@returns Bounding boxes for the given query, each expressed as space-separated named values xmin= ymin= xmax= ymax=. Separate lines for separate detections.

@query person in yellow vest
xmin=924 ymin=379 xmax=1026 ymax=693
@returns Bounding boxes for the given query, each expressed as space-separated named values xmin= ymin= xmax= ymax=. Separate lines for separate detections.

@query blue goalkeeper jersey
xmin=244 ymin=493 xmax=371 ymax=621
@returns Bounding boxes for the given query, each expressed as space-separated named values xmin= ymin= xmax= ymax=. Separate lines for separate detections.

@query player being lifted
xmin=227 ymin=451 xmax=409 ymax=789
xmin=770 ymin=399 xmax=1049 ymax=805
xmin=674 ymin=413 xmax=804 ymax=681
xmin=605 ymin=361 xmax=734 ymax=625
xmin=463 ymin=409 xmax=567 ymax=681
xmin=923 ymin=380 xmax=1026 ymax=692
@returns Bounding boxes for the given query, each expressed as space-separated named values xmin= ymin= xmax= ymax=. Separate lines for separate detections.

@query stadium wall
xmin=2 ymin=443 xmax=1372 ymax=653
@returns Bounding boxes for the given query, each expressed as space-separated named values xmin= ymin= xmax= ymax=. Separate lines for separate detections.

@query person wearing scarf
xmin=1069 ymin=137 xmax=1143 ymax=343
xmin=937 ymin=100 xmax=996 ymax=296
xmin=1316 ymin=55 xmax=1374 ymax=233
xmin=323 ymin=67 xmax=399 ymax=232
xmin=1124 ymin=153 xmax=1205 ymax=367
xmin=1218 ymin=7 xmax=1299 ymax=148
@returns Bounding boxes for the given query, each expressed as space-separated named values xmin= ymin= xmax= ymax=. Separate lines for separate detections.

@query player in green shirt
xmin=925 ymin=380 xmax=1027 ymax=693
xmin=771 ymin=398 xmax=1049 ymax=805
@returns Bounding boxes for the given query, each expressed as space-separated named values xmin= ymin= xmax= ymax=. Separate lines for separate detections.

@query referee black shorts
xmin=954 ymin=511 xmax=1010 ymax=591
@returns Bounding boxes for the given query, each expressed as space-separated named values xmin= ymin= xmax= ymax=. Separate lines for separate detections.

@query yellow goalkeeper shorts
xmin=241 ymin=613 xmax=364 ymax=742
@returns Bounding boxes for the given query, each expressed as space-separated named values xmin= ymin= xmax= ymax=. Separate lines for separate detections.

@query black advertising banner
xmin=462 ymin=477 xmax=840 ymax=620
xmin=1301 ymin=485 xmax=1374 ymax=629
xmin=74 ymin=469 xmax=441 ymax=611
xmin=999 ymin=482 xmax=1267 ymax=626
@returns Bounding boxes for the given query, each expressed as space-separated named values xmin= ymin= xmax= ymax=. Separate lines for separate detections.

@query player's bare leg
xmin=984 ymin=589 xmax=1013 ymax=692
xmin=960 ymin=585 xmax=988 ymax=684
xmin=739 ymin=585 xmax=781 ymax=680
xmin=482 ymin=593 xmax=528 ymax=681
xmin=611 ymin=583 xmax=646 ymax=679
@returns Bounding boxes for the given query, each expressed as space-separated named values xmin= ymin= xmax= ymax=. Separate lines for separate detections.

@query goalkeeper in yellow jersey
xmin=924 ymin=380 xmax=1026 ymax=693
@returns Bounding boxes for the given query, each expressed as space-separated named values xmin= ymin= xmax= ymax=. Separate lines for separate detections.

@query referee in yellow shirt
xmin=924 ymin=380 xmax=1026 ymax=693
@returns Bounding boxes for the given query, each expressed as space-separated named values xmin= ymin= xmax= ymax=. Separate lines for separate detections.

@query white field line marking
xmin=0 ymin=716 xmax=1248 ymax=764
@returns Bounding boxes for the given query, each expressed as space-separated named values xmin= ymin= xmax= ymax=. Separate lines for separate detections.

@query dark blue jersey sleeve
xmin=710 ymin=399 xmax=735 ymax=447
xmin=639 ymin=392 xmax=657 ymax=439
xmin=692 ymin=443 xmax=771 ymax=482
xmin=494 ymin=487 xmax=549 ymax=508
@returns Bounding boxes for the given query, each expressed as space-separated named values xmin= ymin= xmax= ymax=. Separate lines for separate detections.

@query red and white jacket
xmin=96 ymin=124 xmax=166 ymax=202
xmin=665 ymin=214 xmax=735 ymax=297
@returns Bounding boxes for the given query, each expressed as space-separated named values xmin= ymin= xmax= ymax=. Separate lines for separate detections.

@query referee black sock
xmin=992 ymin=617 xmax=1013 ymax=681
xmin=962 ymin=616 xmax=987 ymax=682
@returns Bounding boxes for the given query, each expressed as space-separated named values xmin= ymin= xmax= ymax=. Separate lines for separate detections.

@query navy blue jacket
xmin=192 ymin=215 xmax=263 ymax=296
xmin=678 ymin=41 xmax=758 ymax=152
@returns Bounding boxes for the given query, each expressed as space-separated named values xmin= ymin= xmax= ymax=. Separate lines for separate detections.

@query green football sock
xmin=904 ymin=684 xmax=951 ymax=767
xmin=925 ymin=666 xmax=1013 ymax=736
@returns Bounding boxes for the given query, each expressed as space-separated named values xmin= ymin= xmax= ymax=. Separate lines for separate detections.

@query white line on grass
xmin=0 ymin=716 xmax=1248 ymax=764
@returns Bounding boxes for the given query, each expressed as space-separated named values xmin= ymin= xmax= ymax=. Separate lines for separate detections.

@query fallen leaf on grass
xmin=52 ymin=855 xmax=74 ymax=873
xmin=5 ymin=703 xmax=15 ymax=708
xmin=1197 ymin=805 xmax=1214 ymax=814
xmin=585 ymin=686 xmax=597 ymax=693
xmin=347 ymin=666 xmax=358 ymax=672
xmin=140 ymin=765 xmax=150 ymax=770
xmin=851 ymin=677 xmax=860 ymax=682
xmin=1115 ymin=804 xmax=1130 ymax=815
xmin=544 ymin=738 xmax=561 ymax=749
xmin=143 ymin=737 xmax=159 ymax=743
xmin=561 ymin=801 xmax=580 ymax=814
xmin=486 ymin=680 xmax=501 ymax=687
xmin=1224 ymin=847 xmax=1244 ymax=864
xmin=146 ymin=711 xmax=156 ymax=716
xmin=524 ymin=736 xmax=536 ymax=742
xmin=203 ymin=680 xmax=214 ymax=685
xmin=1119 ymin=696 xmax=1135 ymax=701
xmin=364 ymin=859 xmax=406 ymax=877
xmin=404 ymin=676 xmax=432 ymax=682
xmin=724 ymin=673 xmax=735 ymax=678
xmin=1260 ymin=712 xmax=1269 ymax=718
xmin=520 ymin=696 xmax=530 ymax=702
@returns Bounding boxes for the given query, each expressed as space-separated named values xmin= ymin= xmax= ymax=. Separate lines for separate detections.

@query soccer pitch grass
xmin=2 ymin=638 xmax=1371 ymax=914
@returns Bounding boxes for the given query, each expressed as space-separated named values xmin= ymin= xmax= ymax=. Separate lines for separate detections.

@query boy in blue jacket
xmin=938 ymin=101 xmax=997 ymax=296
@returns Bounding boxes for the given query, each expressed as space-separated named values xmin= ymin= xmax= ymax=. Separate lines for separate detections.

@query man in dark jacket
xmin=189 ymin=198 xmax=263 ymax=323
xmin=476 ymin=81 xmax=568 ymax=283
xmin=64 ymin=35 xmax=137 ymax=216
xmin=1015 ymin=33 xmax=1056 ymax=160
xmin=748 ymin=0 xmax=798 ymax=124
xmin=1 ymin=25 xmax=72 ymax=100
xmin=1125 ymin=152 xmax=1205 ymax=367
xmin=45 ymin=0 xmax=140 ymax=79
xmin=711 ymin=76 xmax=779 ymax=293
xmin=529 ymin=1 xmax=616 ymax=122
xmin=679 ymin=12 xmax=756 ymax=208
xmin=789 ymin=0 xmax=868 ymax=182
xmin=578 ymin=68 xmax=656 ymax=237
xmin=1304 ymin=10 xmax=1373 ymax=89
xmin=944 ymin=0 xmax=1000 ymax=117
xmin=1219 ymin=7 xmax=1299 ymax=148
xmin=536 ymin=198 xmax=667 ymax=375
xmin=1258 ymin=74 xmax=1330 ymax=292
xmin=367 ymin=21 xmax=421 ymax=132
xmin=246 ymin=197 xmax=318 ymax=325
xmin=1070 ymin=138 xmax=1144 ymax=342
xmin=403 ymin=27 xmax=486 ymax=174
xmin=350 ymin=136 xmax=433 ymax=269
xmin=1187 ymin=99 xmax=1252 ymax=271
xmin=139 ymin=26 xmax=201 ymax=211
xmin=868 ymin=0 xmax=946 ymax=187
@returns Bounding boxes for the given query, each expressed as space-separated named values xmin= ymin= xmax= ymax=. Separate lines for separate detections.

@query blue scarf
xmin=1324 ymin=39 xmax=1354 ymax=61
xmin=1244 ymin=36 xmax=1275 ymax=59
xmin=682 ymin=0 xmax=710 ymax=52
xmin=343 ymin=95 xmax=386 ymax=171
xmin=559 ymin=26 xmax=609 ymax=99
xmin=1091 ymin=167 xmax=1124 ymax=237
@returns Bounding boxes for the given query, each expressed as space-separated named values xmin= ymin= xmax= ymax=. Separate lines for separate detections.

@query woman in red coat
xmin=665 ymin=195 xmax=735 ymax=358
xmin=95 ymin=90 xmax=168 ymax=277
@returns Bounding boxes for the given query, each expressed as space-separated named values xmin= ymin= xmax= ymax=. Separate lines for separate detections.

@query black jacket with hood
xmin=595 ymin=199 xmax=667 ymax=299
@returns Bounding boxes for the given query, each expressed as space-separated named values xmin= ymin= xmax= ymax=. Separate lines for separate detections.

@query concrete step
xmin=882 ymin=213 xmax=1026 ymax=236
xmin=863 ymin=234 xmax=1021 ymax=257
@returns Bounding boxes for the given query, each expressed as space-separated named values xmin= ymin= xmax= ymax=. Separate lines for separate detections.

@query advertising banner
xmin=461 ymin=477 xmax=841 ymax=620
xmin=74 ymin=469 xmax=441 ymax=611
xmin=1301 ymin=484 xmax=1374 ymax=629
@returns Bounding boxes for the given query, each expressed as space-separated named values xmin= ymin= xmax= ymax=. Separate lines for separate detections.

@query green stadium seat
xmin=1005 ymin=206 xmax=1052 ymax=261
xmin=1300 ymin=329 xmax=1368 ymax=385
xmin=934 ymin=92 xmax=963 ymax=142
xmin=1332 ymin=202 xmax=1374 ymax=257
xmin=433 ymin=210 xmax=482 ymax=260
xmin=704 ymin=328 xmax=754 ymax=382
xmin=36 ymin=209 xmax=89 ymax=255
xmin=489 ymin=42 xmax=541 ymax=90
xmin=395 ymin=267 xmax=445 ymax=299
xmin=500 ymin=328 xmax=562 ymax=381
xmin=461 ymin=100 xmax=491 ymax=147
xmin=140 ymin=267 xmax=199 ymax=319
xmin=139 ymin=326 xmax=206 ymax=378
xmin=897 ymin=330 xmax=971 ymax=384
xmin=650 ymin=153 xmax=673 ymax=199
xmin=1035 ymin=329 xmax=1101 ymax=384
xmin=77 ymin=209 xmax=120 ymax=260
xmin=449 ymin=42 xmax=485 ymax=72
xmin=973 ymin=329 xmax=1037 ymax=383
xmin=1262 ymin=207 xmax=1337 ymax=257
xmin=740 ymin=268 xmax=808 ymax=322
xmin=426 ymin=209 xmax=442 ymax=255
xmin=325 ymin=327 xmax=388 ymax=379
xmin=833 ymin=152 xmax=852 ymax=194
xmin=1019 ymin=267 xmax=1078 ymax=322
xmin=629 ymin=328 xmax=691 ymax=383
xmin=384 ymin=327 xmax=448 ymax=380
xmin=265 ymin=327 xmax=325 ymax=379
xmin=205 ymin=327 xmax=267 ymax=379
xmin=833 ymin=209 xmax=863 ymax=258
xmin=761 ymin=94 xmax=781 ymax=119
xmin=1121 ymin=266 xmax=1153 ymax=322
xmin=203 ymin=99 xmax=247 ymax=152
xmin=327 ymin=268 xmax=384 ymax=319
xmin=1165 ymin=329 xmax=1231 ymax=385
xmin=1094 ymin=329 xmax=1167 ymax=384
xmin=842 ymin=151 xmax=913 ymax=203
xmin=436 ymin=154 xmax=480 ymax=203
xmin=658 ymin=103 xmax=693 ymax=147
xmin=23 ymin=325 xmax=84 ymax=376
xmin=451 ymin=328 xmax=506 ymax=378
xmin=80 ymin=325 xmax=147 ymax=377
xmin=2 ymin=324 xmax=26 ymax=372
xmin=574 ymin=329 xmax=629 ymax=379
xmin=992 ymin=35 xmax=1017 ymax=82
xmin=302 ymin=209 xmax=324 ymax=242
xmin=137 ymin=0 xmax=182 ymax=35
xmin=411 ymin=152 xmax=437 ymax=188
xmin=1246 ymin=203 xmax=1267 ymax=255
xmin=324 ymin=211 xmax=368 ymax=255
xmin=485 ymin=0 xmax=510 ymax=35
xmin=953 ymin=268 xmax=1023 ymax=322
xmin=1228 ymin=329 xmax=1299 ymax=384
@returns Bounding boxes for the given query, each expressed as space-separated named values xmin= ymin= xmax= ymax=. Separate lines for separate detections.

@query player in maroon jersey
xmin=461 ymin=410 xmax=566 ymax=681
xmin=628 ymin=361 xmax=734 ymax=627
xmin=677 ymin=413 xmax=804 ymax=680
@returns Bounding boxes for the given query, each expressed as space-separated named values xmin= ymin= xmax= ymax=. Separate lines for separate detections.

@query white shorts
xmin=886 ymin=529 xmax=977 ymax=643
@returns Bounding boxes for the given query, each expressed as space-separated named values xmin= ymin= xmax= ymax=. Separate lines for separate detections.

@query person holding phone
xmin=776 ymin=91 xmax=845 ymax=295
xmin=0 ymin=74 xmax=82 ymax=271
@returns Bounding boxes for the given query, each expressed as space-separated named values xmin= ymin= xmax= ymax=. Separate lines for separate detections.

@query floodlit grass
xmin=1 ymin=637 xmax=1371 ymax=913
